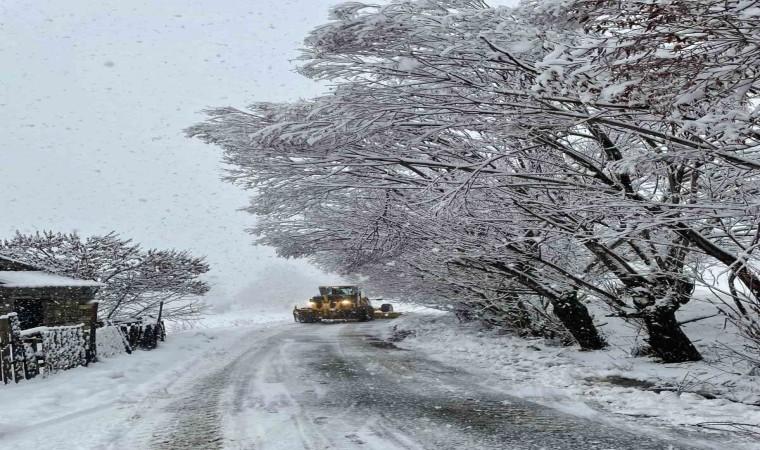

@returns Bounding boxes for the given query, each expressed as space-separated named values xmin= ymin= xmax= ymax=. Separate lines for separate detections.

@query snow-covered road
xmin=129 ymin=322 xmax=722 ymax=449
xmin=1 ymin=319 xmax=743 ymax=449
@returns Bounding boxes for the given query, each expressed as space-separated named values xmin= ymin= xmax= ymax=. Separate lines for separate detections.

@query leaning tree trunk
xmin=642 ymin=306 xmax=702 ymax=363
xmin=551 ymin=291 xmax=607 ymax=351
xmin=478 ymin=260 xmax=607 ymax=350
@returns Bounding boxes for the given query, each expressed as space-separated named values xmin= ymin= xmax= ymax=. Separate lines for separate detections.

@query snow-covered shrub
xmin=96 ymin=325 xmax=129 ymax=359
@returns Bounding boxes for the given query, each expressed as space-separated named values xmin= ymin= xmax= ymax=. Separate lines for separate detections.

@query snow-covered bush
xmin=96 ymin=326 xmax=129 ymax=359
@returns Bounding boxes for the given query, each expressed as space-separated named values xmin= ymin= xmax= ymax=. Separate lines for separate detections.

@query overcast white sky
xmin=0 ymin=0 xmax=517 ymax=308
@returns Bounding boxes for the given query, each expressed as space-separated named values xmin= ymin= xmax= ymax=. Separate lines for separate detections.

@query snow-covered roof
xmin=0 ymin=271 xmax=104 ymax=288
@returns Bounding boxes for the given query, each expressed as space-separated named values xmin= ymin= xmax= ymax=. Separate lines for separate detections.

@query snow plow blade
xmin=373 ymin=303 xmax=401 ymax=319
xmin=373 ymin=311 xmax=402 ymax=319
xmin=320 ymin=318 xmax=360 ymax=324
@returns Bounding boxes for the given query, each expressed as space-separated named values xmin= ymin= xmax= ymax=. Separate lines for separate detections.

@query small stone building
xmin=0 ymin=255 xmax=103 ymax=330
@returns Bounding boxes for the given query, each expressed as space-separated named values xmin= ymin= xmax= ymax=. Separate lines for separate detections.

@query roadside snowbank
xmin=385 ymin=312 xmax=760 ymax=441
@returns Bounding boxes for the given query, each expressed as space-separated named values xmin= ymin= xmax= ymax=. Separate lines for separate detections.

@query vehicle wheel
xmin=380 ymin=303 xmax=393 ymax=313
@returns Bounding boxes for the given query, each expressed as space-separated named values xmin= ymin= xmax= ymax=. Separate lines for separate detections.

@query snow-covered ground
xmin=383 ymin=309 xmax=760 ymax=444
xmin=0 ymin=309 xmax=290 ymax=449
xmin=2 ymin=304 xmax=758 ymax=448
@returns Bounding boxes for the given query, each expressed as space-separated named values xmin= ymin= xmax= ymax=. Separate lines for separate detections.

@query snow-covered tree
xmin=0 ymin=231 xmax=211 ymax=321
xmin=189 ymin=0 xmax=760 ymax=361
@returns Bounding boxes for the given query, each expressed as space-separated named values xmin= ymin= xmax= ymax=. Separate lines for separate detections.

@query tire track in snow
xmin=146 ymin=326 xmax=351 ymax=450
xmin=139 ymin=321 xmax=714 ymax=450
xmin=150 ymin=357 xmax=240 ymax=449
xmin=147 ymin=327 xmax=287 ymax=449
xmin=219 ymin=324 xmax=424 ymax=450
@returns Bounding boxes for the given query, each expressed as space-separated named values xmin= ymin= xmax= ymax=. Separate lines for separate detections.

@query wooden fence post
xmin=85 ymin=302 xmax=99 ymax=364
xmin=8 ymin=313 xmax=26 ymax=382
xmin=0 ymin=317 xmax=12 ymax=384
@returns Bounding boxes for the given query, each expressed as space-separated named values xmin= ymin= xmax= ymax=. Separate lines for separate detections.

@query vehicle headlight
xmin=341 ymin=300 xmax=352 ymax=305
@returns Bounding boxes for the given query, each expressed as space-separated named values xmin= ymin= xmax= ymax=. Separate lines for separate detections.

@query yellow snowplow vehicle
xmin=294 ymin=285 xmax=376 ymax=323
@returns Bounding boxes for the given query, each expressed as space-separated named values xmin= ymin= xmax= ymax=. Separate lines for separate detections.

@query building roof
xmin=0 ymin=254 xmax=40 ymax=271
xmin=0 ymin=271 xmax=104 ymax=288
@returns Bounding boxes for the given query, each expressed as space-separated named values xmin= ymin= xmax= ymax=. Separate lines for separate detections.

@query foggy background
xmin=0 ymin=0 xmax=348 ymax=312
